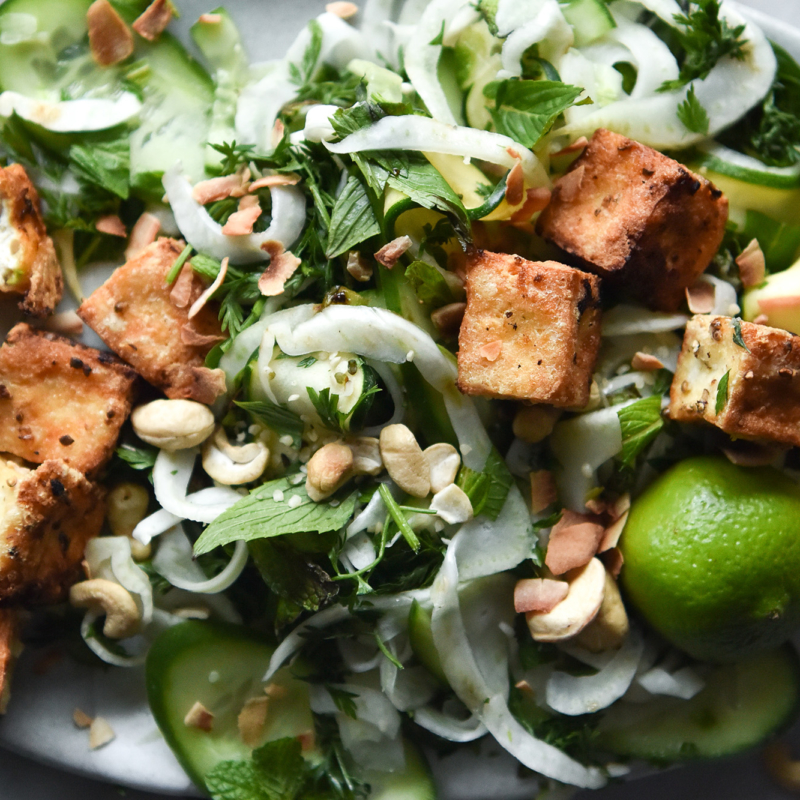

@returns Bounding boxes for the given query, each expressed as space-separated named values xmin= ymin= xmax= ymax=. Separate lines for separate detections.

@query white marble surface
xmin=3 ymin=0 xmax=800 ymax=798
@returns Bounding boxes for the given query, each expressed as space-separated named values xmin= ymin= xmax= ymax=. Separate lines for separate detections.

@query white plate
xmin=2 ymin=1 xmax=800 ymax=798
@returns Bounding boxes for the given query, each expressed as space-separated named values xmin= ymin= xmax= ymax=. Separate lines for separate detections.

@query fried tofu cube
xmin=536 ymin=128 xmax=728 ymax=312
xmin=0 ymin=164 xmax=63 ymax=317
xmin=0 ymin=324 xmax=137 ymax=475
xmin=78 ymin=238 xmax=227 ymax=404
xmin=0 ymin=608 xmax=20 ymax=713
xmin=0 ymin=458 xmax=105 ymax=605
xmin=670 ymin=315 xmax=800 ymax=446
xmin=457 ymin=252 xmax=601 ymax=408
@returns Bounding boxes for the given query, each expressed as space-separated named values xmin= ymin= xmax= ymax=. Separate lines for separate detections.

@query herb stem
xmin=166 ymin=243 xmax=193 ymax=284
xmin=375 ymin=632 xmax=404 ymax=669
xmin=379 ymin=483 xmax=420 ymax=553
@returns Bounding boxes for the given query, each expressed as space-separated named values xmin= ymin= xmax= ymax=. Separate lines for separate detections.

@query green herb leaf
xmin=290 ymin=18 xmax=323 ymax=86
xmin=194 ymin=478 xmax=357 ymax=555
xmin=404 ymin=260 xmax=454 ymax=307
xmin=70 ymin=138 xmax=130 ymax=200
xmin=326 ymin=175 xmax=381 ymax=259
xmin=677 ymin=85 xmax=710 ymax=134
xmin=234 ymin=399 xmax=304 ymax=447
xmin=429 ymin=20 xmax=445 ymax=45
xmin=731 ymin=317 xmax=750 ymax=351
xmin=483 ymin=79 xmax=584 ymax=148
xmin=455 ymin=449 xmax=514 ymax=521
xmin=327 ymin=686 xmax=359 ymax=720
xmin=378 ymin=483 xmax=420 ymax=552
xmin=716 ymin=370 xmax=730 ymax=414
xmin=115 ymin=444 xmax=157 ymax=471
xmin=617 ymin=395 xmax=665 ymax=469
xmin=166 ymin=244 xmax=193 ymax=284
xmin=298 ymin=356 xmax=318 ymax=368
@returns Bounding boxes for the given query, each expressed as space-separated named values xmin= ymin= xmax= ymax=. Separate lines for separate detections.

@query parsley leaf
xmin=289 ymin=18 xmax=323 ymax=86
xmin=307 ymin=367 xmax=381 ymax=433
xmin=659 ymin=0 xmax=747 ymax=92
xmin=326 ymin=174 xmax=380 ymax=259
xmin=327 ymin=685 xmax=360 ymax=719
xmin=617 ymin=395 xmax=665 ymax=469
xmin=715 ymin=370 xmax=730 ymax=414
xmin=455 ymin=449 xmax=514 ymax=521
xmin=69 ymin=138 xmax=130 ymax=199
xmin=234 ymin=399 xmax=304 ymax=448
xmin=194 ymin=478 xmax=358 ymax=555
xmin=405 ymin=260 xmax=454 ymax=307
xmin=731 ymin=317 xmax=750 ymax=351
xmin=210 ymin=140 xmax=256 ymax=175
xmin=677 ymin=85 xmax=710 ymax=134
xmin=483 ymin=79 xmax=584 ymax=148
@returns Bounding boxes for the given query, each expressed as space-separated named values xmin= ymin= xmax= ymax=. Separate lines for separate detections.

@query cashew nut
xmin=424 ymin=443 xmax=460 ymax=493
xmin=69 ymin=579 xmax=141 ymax=639
xmin=131 ymin=399 xmax=215 ymax=451
xmin=526 ymin=557 xmax=605 ymax=643
xmin=512 ymin=405 xmax=561 ymax=444
xmin=201 ymin=427 xmax=269 ymax=485
xmin=573 ymin=568 xmax=629 ymax=652
xmin=306 ymin=441 xmax=354 ymax=501
xmin=347 ymin=436 xmax=383 ymax=476
xmin=107 ymin=482 xmax=151 ymax=561
xmin=430 ymin=483 xmax=473 ymax=524
xmin=379 ymin=424 xmax=430 ymax=498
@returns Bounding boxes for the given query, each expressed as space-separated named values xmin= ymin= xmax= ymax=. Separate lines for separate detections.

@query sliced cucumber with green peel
xmin=694 ymin=143 xmax=800 ymax=189
xmin=597 ymin=645 xmax=800 ymax=762
xmin=146 ymin=620 xmax=314 ymax=790
xmin=366 ymin=740 xmax=438 ymax=800
xmin=560 ymin=0 xmax=616 ymax=47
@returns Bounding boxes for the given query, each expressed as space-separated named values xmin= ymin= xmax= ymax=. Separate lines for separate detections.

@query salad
xmin=2 ymin=0 xmax=800 ymax=797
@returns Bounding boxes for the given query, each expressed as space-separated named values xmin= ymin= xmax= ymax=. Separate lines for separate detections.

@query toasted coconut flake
xmin=530 ymin=469 xmax=556 ymax=513
xmin=222 ymin=205 xmax=262 ymax=235
xmin=271 ymin=120 xmax=286 ymax=150
xmin=514 ymin=577 xmax=569 ymax=613
xmin=198 ymin=13 xmax=221 ymax=23
xmin=73 ymin=708 xmax=94 ymax=729
xmin=169 ymin=263 xmax=196 ymax=309
xmin=479 ymin=340 xmax=503 ymax=362
xmin=89 ymin=716 xmax=116 ymax=749
xmin=189 ymin=257 xmax=228 ymax=319
xmin=584 ymin=497 xmax=608 ymax=515
xmin=258 ymin=243 xmax=302 ymax=296
xmin=192 ymin=174 xmax=244 ymax=205
xmin=41 ymin=310 xmax=84 ymax=336
xmin=553 ymin=136 xmax=589 ymax=157
xmin=181 ymin=323 xmax=226 ymax=347
xmin=611 ymin=493 xmax=630 ymax=520
xmin=599 ymin=511 xmax=628 ymax=553
xmin=184 ymin=701 xmax=214 ymax=732
xmin=505 ymin=160 xmax=525 ymax=207
xmin=375 ymin=235 xmax=412 ymax=268
xmin=192 ymin=367 xmax=227 ymax=404
xmin=249 ymin=173 xmax=301 ymax=191
xmin=631 ymin=351 xmax=664 ymax=371
xmin=510 ymin=187 xmax=551 ymax=224
xmin=125 ymin=212 xmax=161 ymax=261
xmin=685 ymin=280 xmax=716 ymax=314
xmin=431 ymin=301 xmax=466 ymax=337
xmin=600 ymin=547 xmax=624 ymax=578
xmin=757 ymin=295 xmax=800 ymax=312
xmin=326 ymin=1 xmax=358 ymax=18
xmin=238 ymin=696 xmax=269 ymax=747
xmin=736 ymin=239 xmax=766 ymax=289
xmin=346 ymin=251 xmax=373 ymax=283
xmin=96 ymin=214 xmax=126 ymax=237
xmin=558 ymin=165 xmax=585 ymax=203
xmin=132 ymin=0 xmax=172 ymax=41
xmin=87 ymin=0 xmax=134 ymax=66
xmin=545 ymin=510 xmax=604 ymax=576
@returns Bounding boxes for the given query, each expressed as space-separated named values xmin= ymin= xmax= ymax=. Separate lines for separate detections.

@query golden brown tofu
xmin=536 ymin=129 xmax=728 ymax=312
xmin=457 ymin=252 xmax=601 ymax=408
xmin=670 ymin=315 xmax=800 ymax=446
xmin=0 ymin=608 xmax=20 ymax=712
xmin=0 ymin=324 xmax=137 ymax=475
xmin=78 ymin=238 xmax=227 ymax=404
xmin=0 ymin=458 xmax=105 ymax=606
xmin=0 ymin=164 xmax=63 ymax=317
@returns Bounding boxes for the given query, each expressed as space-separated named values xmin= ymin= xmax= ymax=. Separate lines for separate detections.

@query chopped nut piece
xmin=184 ymin=701 xmax=214 ymax=732
xmin=736 ymin=239 xmax=766 ymax=289
xmin=537 ymin=128 xmax=728 ymax=311
xmin=631 ymin=352 xmax=665 ymax=371
xmin=598 ymin=511 xmax=628 ymax=553
xmin=125 ymin=212 xmax=161 ymax=261
xmin=424 ymin=443 xmax=460 ymax=493
xmin=545 ymin=510 xmax=604 ymax=576
xmin=379 ymin=424 xmax=430 ymax=498
xmin=505 ymin=160 xmax=524 ymax=206
xmin=222 ymin=205 xmax=262 ymax=235
xmin=346 ymin=252 xmax=373 ymax=283
xmin=669 ymin=315 xmax=800 ymax=447
xmin=457 ymin=252 xmax=601 ymax=408
xmin=375 ymin=236 xmax=412 ymax=269
xmin=430 ymin=483 xmax=473 ymax=524
xmin=132 ymin=0 xmax=173 ymax=41
xmin=514 ymin=577 xmax=569 ymax=613
xmin=685 ymin=280 xmax=716 ymax=314
xmin=238 ymin=696 xmax=269 ymax=747
xmin=258 ymin=243 xmax=302 ymax=297
xmin=89 ymin=716 xmax=116 ymax=749
xmin=530 ymin=469 xmax=557 ymax=513
xmin=87 ymin=0 xmax=134 ymax=66
xmin=306 ymin=441 xmax=354 ymax=501
xmin=73 ymin=708 xmax=94 ymax=728
xmin=326 ymin=1 xmax=359 ymax=18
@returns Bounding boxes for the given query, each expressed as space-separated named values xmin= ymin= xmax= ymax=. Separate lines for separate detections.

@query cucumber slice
xmin=408 ymin=600 xmax=448 ymax=686
xmin=561 ymin=0 xmax=616 ymax=48
xmin=145 ymin=620 xmax=314 ymax=790
xmin=597 ymin=645 xmax=800 ymax=762
xmin=366 ymin=740 xmax=438 ymax=800
xmin=695 ymin=143 xmax=800 ymax=189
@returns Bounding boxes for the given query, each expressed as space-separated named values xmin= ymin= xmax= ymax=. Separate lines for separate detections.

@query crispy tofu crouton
xmin=0 ymin=458 xmax=105 ymax=605
xmin=457 ymin=252 xmax=601 ymax=408
xmin=78 ymin=238 xmax=227 ymax=404
xmin=0 ymin=324 xmax=137 ymax=475
xmin=0 ymin=609 xmax=20 ymax=713
xmin=536 ymin=129 xmax=728 ymax=312
xmin=670 ymin=315 xmax=800 ymax=446
xmin=0 ymin=164 xmax=63 ymax=318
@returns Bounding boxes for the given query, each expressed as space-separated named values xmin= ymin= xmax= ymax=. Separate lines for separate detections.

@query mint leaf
xmin=483 ymin=80 xmax=583 ymax=148
xmin=456 ymin=449 xmax=513 ymax=521
xmin=731 ymin=317 xmax=750 ymax=351
xmin=251 ymin=738 xmax=307 ymax=798
xmin=716 ymin=370 xmax=730 ymax=415
xmin=70 ymin=138 xmax=130 ymax=199
xmin=617 ymin=395 xmax=665 ymax=468
xmin=405 ymin=260 xmax=454 ymax=307
xmin=677 ymin=85 xmax=709 ymax=134
xmin=235 ymin=400 xmax=304 ymax=447
xmin=194 ymin=478 xmax=358 ymax=555
xmin=116 ymin=444 xmax=157 ymax=471
xmin=326 ymin=174 xmax=381 ymax=259
xmin=206 ymin=760 xmax=270 ymax=800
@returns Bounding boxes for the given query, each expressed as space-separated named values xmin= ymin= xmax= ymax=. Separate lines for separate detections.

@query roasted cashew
xmin=107 ymin=482 xmax=151 ymax=561
xmin=69 ymin=579 xmax=141 ymax=639
xmin=201 ymin=427 xmax=269 ymax=485
xmin=306 ymin=441 xmax=354 ymax=501
xmin=424 ymin=443 xmax=460 ymax=493
xmin=347 ymin=436 xmax=383 ymax=476
xmin=131 ymin=399 xmax=215 ymax=451
xmin=574 ymin=568 xmax=630 ymax=652
xmin=379 ymin=424 xmax=430 ymax=498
